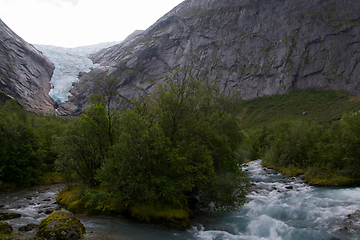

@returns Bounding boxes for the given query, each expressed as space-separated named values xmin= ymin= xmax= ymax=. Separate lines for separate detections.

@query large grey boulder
xmin=0 ymin=19 xmax=55 ymax=114
xmin=59 ymin=0 xmax=360 ymax=115
xmin=37 ymin=210 xmax=85 ymax=240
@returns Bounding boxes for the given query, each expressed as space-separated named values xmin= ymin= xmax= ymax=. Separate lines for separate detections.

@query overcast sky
xmin=0 ymin=0 xmax=184 ymax=48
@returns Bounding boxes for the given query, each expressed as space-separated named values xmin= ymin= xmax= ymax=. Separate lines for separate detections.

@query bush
xmin=99 ymin=69 xmax=250 ymax=212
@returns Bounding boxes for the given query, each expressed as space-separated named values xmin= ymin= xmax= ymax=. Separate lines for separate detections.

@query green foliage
xmin=238 ymin=88 xmax=360 ymax=186
xmin=0 ymin=100 xmax=67 ymax=189
xmin=339 ymin=113 xmax=360 ymax=178
xmin=131 ymin=204 xmax=191 ymax=229
xmin=99 ymin=68 xmax=250 ymax=212
xmin=239 ymin=88 xmax=359 ymax=129
xmin=56 ymin=75 xmax=123 ymax=187
xmin=0 ymin=100 xmax=39 ymax=186
xmin=253 ymin=112 xmax=360 ymax=185
xmin=56 ymin=104 xmax=118 ymax=187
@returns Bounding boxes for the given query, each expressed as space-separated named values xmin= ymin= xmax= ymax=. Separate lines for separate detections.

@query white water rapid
xmin=189 ymin=160 xmax=360 ymax=240
xmin=79 ymin=160 xmax=360 ymax=240
xmin=1 ymin=160 xmax=359 ymax=240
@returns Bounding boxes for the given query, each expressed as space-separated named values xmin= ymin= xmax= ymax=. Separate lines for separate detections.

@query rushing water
xmin=1 ymin=160 xmax=360 ymax=240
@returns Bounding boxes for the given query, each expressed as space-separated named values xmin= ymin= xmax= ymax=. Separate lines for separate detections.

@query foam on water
xmin=193 ymin=160 xmax=360 ymax=240
xmin=1 ymin=162 xmax=360 ymax=240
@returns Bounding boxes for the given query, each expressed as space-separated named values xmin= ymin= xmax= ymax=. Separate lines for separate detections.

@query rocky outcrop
xmin=60 ymin=0 xmax=360 ymax=115
xmin=0 ymin=222 xmax=13 ymax=235
xmin=0 ymin=212 xmax=21 ymax=220
xmin=37 ymin=210 xmax=85 ymax=240
xmin=0 ymin=19 xmax=55 ymax=114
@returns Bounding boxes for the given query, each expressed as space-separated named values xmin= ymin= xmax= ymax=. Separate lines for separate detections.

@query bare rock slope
xmin=0 ymin=19 xmax=55 ymax=113
xmin=61 ymin=0 xmax=360 ymax=115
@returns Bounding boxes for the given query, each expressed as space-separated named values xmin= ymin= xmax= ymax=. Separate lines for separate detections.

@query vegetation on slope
xmin=0 ymin=100 xmax=68 ymax=191
xmin=239 ymin=88 xmax=360 ymax=130
xmin=241 ymin=88 xmax=360 ymax=186
xmin=2 ymin=69 xmax=360 ymax=227
xmin=54 ymin=69 xmax=250 ymax=228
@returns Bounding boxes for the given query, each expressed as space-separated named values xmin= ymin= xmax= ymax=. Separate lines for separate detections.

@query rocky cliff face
xmin=0 ymin=19 xmax=55 ymax=113
xmin=60 ymin=0 xmax=360 ymax=115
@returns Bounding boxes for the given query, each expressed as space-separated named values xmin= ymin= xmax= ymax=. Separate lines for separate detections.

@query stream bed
xmin=1 ymin=160 xmax=360 ymax=240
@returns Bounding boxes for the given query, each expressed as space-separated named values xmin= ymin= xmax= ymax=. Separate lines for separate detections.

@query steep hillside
xmin=60 ymin=0 xmax=360 ymax=115
xmin=0 ymin=19 xmax=55 ymax=114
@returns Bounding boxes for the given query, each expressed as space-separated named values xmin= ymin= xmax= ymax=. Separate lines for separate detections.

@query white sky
xmin=0 ymin=0 xmax=184 ymax=48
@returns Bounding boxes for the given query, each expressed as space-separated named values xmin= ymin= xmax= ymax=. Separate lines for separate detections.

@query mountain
xmin=59 ymin=0 xmax=360 ymax=115
xmin=0 ymin=19 xmax=55 ymax=114
xmin=35 ymin=41 xmax=121 ymax=105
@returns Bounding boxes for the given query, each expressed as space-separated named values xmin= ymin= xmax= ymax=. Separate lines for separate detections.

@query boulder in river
xmin=36 ymin=210 xmax=85 ymax=240
xmin=0 ymin=212 xmax=21 ymax=220
xmin=0 ymin=222 xmax=13 ymax=235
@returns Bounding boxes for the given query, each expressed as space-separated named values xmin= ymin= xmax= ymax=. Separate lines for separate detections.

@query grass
xmin=261 ymin=160 xmax=305 ymax=177
xmin=56 ymin=186 xmax=192 ymax=229
xmin=239 ymin=88 xmax=360 ymax=130
xmin=56 ymin=186 xmax=82 ymax=207
xmin=304 ymin=168 xmax=360 ymax=187
xmin=131 ymin=204 xmax=191 ymax=229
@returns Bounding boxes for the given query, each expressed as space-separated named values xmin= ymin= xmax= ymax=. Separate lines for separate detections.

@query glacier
xmin=35 ymin=42 xmax=120 ymax=104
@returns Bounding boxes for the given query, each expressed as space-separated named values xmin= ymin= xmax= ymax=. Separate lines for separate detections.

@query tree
xmin=56 ymin=104 xmax=113 ymax=187
xmin=57 ymin=75 xmax=124 ymax=187
xmin=0 ymin=100 xmax=41 ymax=186
xmin=340 ymin=113 xmax=360 ymax=178
xmin=99 ymin=68 xmax=249 ymax=211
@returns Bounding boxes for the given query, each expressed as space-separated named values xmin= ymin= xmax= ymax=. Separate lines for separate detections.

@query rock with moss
xmin=0 ymin=212 xmax=22 ymax=220
xmin=36 ymin=210 xmax=85 ymax=240
xmin=0 ymin=222 xmax=13 ymax=235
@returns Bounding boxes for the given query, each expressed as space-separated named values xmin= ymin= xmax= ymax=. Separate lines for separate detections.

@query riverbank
xmin=56 ymin=186 xmax=193 ymax=230
xmin=1 ymin=161 xmax=360 ymax=239
xmin=0 ymin=172 xmax=63 ymax=193
xmin=261 ymin=160 xmax=360 ymax=187
xmin=0 ymin=184 xmax=63 ymax=239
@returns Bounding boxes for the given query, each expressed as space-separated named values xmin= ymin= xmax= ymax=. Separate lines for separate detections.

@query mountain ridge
xmin=0 ymin=18 xmax=55 ymax=113
xmin=59 ymin=0 xmax=360 ymax=115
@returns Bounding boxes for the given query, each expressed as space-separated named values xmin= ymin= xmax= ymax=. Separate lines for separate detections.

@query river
xmin=1 ymin=160 xmax=360 ymax=240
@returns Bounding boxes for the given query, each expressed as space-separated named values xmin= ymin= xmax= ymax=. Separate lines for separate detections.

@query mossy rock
xmin=0 ymin=212 xmax=22 ymax=220
xmin=37 ymin=210 xmax=85 ymax=240
xmin=0 ymin=222 xmax=13 ymax=235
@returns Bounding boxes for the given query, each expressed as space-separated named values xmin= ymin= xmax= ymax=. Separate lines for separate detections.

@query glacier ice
xmin=35 ymin=42 xmax=119 ymax=104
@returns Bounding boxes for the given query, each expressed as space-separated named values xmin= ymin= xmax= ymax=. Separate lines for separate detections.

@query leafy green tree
xmin=57 ymin=75 xmax=124 ymax=187
xmin=0 ymin=100 xmax=41 ymax=186
xmin=32 ymin=114 xmax=68 ymax=173
xmin=340 ymin=113 xmax=360 ymax=178
xmin=92 ymin=75 xmax=125 ymax=145
xmin=99 ymin=68 xmax=249 ymax=211
xmin=57 ymin=104 xmax=113 ymax=187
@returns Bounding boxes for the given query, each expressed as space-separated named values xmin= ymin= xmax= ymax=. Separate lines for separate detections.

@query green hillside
xmin=241 ymin=89 xmax=360 ymax=186
xmin=239 ymin=88 xmax=360 ymax=130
